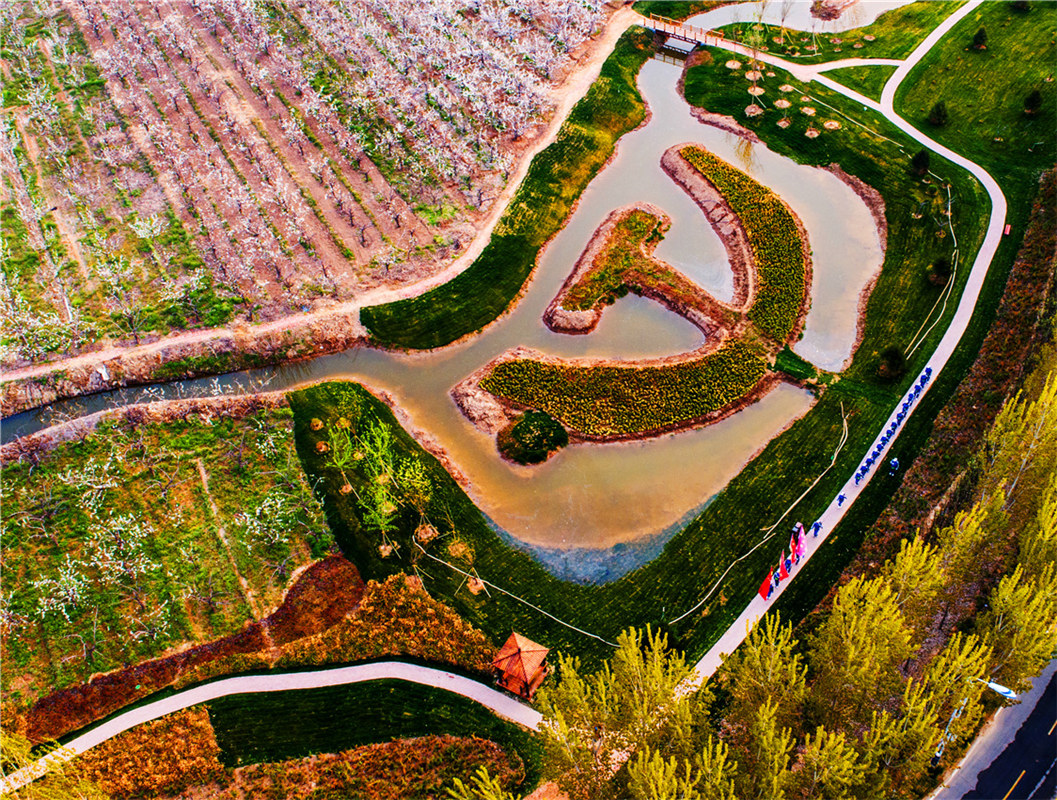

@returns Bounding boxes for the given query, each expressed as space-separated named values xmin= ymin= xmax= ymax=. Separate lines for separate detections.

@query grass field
xmin=826 ymin=63 xmax=899 ymax=102
xmin=206 ymin=678 xmax=543 ymax=788
xmin=897 ymin=0 xmax=1057 ymax=237
xmin=0 ymin=408 xmax=332 ymax=709
xmin=359 ymin=27 xmax=655 ymax=350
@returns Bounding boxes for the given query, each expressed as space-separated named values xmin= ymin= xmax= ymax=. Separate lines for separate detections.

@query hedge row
xmin=480 ymin=341 xmax=768 ymax=436
xmin=359 ymin=27 xmax=656 ymax=350
xmin=679 ymin=146 xmax=806 ymax=342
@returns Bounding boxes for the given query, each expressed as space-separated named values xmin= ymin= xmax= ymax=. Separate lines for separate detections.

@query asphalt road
xmin=965 ymin=669 xmax=1057 ymax=800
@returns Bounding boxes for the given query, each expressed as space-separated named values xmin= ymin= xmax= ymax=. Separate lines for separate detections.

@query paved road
xmin=964 ymin=667 xmax=1056 ymax=800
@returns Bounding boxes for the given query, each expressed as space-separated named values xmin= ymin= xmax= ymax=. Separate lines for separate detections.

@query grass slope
xmin=207 ymin=678 xmax=542 ymax=786
xmin=825 ymin=63 xmax=899 ymax=103
xmin=359 ymin=27 xmax=655 ymax=350
xmin=715 ymin=1 xmax=966 ymax=64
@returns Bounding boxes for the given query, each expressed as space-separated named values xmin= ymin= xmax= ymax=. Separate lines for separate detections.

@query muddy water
xmin=5 ymin=57 xmax=885 ymax=569
xmin=687 ymin=0 xmax=918 ymax=34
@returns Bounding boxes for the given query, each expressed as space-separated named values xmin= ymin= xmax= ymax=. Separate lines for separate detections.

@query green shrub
xmin=678 ymin=147 xmax=806 ymax=343
xmin=497 ymin=411 xmax=569 ymax=464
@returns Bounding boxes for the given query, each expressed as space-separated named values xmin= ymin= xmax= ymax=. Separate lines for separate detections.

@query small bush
xmin=877 ymin=346 xmax=907 ymax=380
xmin=1024 ymin=89 xmax=1042 ymax=116
xmin=927 ymin=257 xmax=952 ymax=286
xmin=497 ymin=411 xmax=569 ymax=464
xmin=911 ymin=149 xmax=931 ymax=177
xmin=928 ymin=100 xmax=949 ymax=126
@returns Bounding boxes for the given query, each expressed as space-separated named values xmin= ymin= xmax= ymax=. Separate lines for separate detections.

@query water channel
xmin=6 ymin=41 xmax=891 ymax=579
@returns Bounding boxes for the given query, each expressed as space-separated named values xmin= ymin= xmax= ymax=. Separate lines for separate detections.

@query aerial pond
xmin=6 ymin=56 xmax=885 ymax=559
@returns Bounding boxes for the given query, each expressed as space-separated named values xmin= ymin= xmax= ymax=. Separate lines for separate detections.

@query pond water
xmin=687 ymin=0 xmax=919 ymax=35
xmin=5 ymin=54 xmax=885 ymax=574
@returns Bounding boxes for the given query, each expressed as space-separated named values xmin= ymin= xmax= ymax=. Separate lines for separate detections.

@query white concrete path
xmin=0 ymin=661 xmax=543 ymax=794
xmin=681 ymin=0 xmax=1006 ymax=683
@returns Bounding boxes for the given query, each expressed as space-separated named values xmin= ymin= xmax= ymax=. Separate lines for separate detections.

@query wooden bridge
xmin=643 ymin=13 xmax=723 ymax=47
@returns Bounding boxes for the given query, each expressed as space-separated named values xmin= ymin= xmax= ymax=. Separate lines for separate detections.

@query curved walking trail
xmin=3 ymin=1 xmax=1008 ymax=793
xmin=682 ymin=0 xmax=1007 ymax=680
xmin=0 ymin=662 xmax=543 ymax=794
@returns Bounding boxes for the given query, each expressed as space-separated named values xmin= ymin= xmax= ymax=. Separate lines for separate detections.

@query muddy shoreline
xmin=1 ymin=391 xmax=290 ymax=465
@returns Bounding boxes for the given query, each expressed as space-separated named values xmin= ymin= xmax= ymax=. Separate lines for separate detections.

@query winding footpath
xmin=0 ymin=662 xmax=543 ymax=793
xmin=2 ymin=1 xmax=1013 ymax=793
xmin=683 ymin=0 xmax=1006 ymax=681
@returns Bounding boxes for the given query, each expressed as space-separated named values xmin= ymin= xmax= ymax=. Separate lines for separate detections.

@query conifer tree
xmin=979 ymin=563 xmax=1057 ymax=692
xmin=718 ymin=613 xmax=806 ymax=735
xmin=627 ymin=734 xmax=738 ymax=800
xmin=808 ymin=576 xmax=915 ymax=729
xmin=0 ymin=730 xmax=109 ymax=800
xmin=794 ymin=726 xmax=865 ymax=799
xmin=883 ymin=536 xmax=946 ymax=640
xmin=448 ymin=767 xmax=521 ymax=800
xmin=921 ymin=633 xmax=994 ymax=763
xmin=536 ymin=626 xmax=700 ymax=800
xmin=627 ymin=748 xmax=701 ymax=800
xmin=737 ymin=699 xmax=794 ymax=800
xmin=928 ymin=100 xmax=949 ymax=126
xmin=857 ymin=682 xmax=939 ymax=797
xmin=1019 ymin=473 xmax=1057 ymax=579
xmin=693 ymin=735 xmax=739 ymax=800
xmin=972 ymin=27 xmax=988 ymax=49
xmin=911 ymin=148 xmax=930 ymax=176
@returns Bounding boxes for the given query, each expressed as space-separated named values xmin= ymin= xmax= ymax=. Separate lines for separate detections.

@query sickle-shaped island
xmin=454 ymin=143 xmax=812 ymax=449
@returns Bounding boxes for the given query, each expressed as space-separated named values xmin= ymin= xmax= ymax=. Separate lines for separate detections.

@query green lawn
xmin=897 ymin=0 xmax=1057 ymax=237
xmin=207 ymin=678 xmax=542 ymax=788
xmin=713 ymin=1 xmax=966 ymax=64
xmin=359 ymin=27 xmax=655 ymax=350
xmin=825 ymin=63 xmax=899 ymax=102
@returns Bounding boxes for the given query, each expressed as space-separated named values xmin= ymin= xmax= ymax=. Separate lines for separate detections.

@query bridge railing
xmin=645 ymin=12 xmax=725 ymax=44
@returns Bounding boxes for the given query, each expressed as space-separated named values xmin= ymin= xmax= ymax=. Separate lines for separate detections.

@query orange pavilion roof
xmin=492 ymin=632 xmax=549 ymax=685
